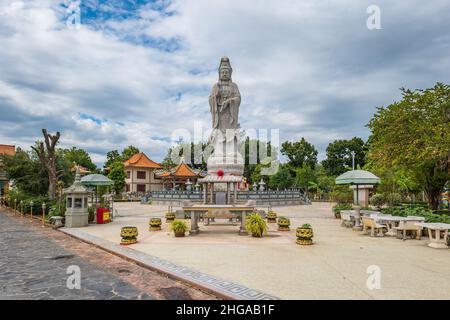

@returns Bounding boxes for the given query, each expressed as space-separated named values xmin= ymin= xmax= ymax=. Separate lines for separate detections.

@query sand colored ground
xmin=75 ymin=202 xmax=450 ymax=299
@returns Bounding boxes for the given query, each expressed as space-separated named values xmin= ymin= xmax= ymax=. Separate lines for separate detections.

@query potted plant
xmin=120 ymin=226 xmax=138 ymax=245
xmin=165 ymin=211 xmax=175 ymax=223
xmin=245 ymin=213 xmax=267 ymax=237
xmin=296 ymin=224 xmax=314 ymax=245
xmin=332 ymin=203 xmax=353 ymax=219
xmin=277 ymin=216 xmax=290 ymax=231
xmin=149 ymin=218 xmax=162 ymax=231
xmin=171 ymin=220 xmax=188 ymax=237
xmin=266 ymin=210 xmax=277 ymax=223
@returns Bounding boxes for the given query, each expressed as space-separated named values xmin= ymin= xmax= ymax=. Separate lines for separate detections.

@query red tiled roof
xmin=0 ymin=145 xmax=15 ymax=156
xmin=123 ymin=152 xmax=162 ymax=169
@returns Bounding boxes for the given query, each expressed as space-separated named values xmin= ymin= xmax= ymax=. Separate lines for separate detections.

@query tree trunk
xmin=31 ymin=129 xmax=60 ymax=200
xmin=427 ymin=188 xmax=441 ymax=210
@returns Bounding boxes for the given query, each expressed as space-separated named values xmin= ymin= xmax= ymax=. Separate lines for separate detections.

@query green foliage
xmin=245 ymin=213 xmax=267 ymax=237
xmin=281 ymin=137 xmax=318 ymax=169
xmin=301 ymin=223 xmax=312 ymax=229
xmin=104 ymin=150 xmax=122 ymax=169
xmin=87 ymin=206 xmax=95 ymax=222
xmin=332 ymin=203 xmax=353 ymax=213
xmin=385 ymin=192 xmax=402 ymax=206
xmin=170 ymin=220 xmax=188 ymax=233
xmin=381 ymin=206 xmax=450 ymax=223
xmin=294 ymin=164 xmax=317 ymax=191
xmin=108 ymin=162 xmax=126 ymax=194
xmin=369 ymin=194 xmax=385 ymax=209
xmin=330 ymin=185 xmax=353 ymax=204
xmin=1 ymin=148 xmax=49 ymax=196
xmin=322 ymin=137 xmax=367 ymax=176
xmin=62 ymin=147 xmax=97 ymax=171
xmin=121 ymin=146 xmax=140 ymax=162
xmin=366 ymin=83 xmax=450 ymax=209
xmin=268 ymin=165 xmax=294 ymax=190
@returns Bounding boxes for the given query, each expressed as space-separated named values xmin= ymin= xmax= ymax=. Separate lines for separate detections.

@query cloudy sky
xmin=1 ymin=0 xmax=449 ymax=166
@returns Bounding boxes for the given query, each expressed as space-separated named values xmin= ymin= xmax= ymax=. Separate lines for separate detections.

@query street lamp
xmin=42 ymin=202 xmax=46 ymax=227
xmin=30 ymin=200 xmax=33 ymax=222
xmin=20 ymin=200 xmax=23 ymax=219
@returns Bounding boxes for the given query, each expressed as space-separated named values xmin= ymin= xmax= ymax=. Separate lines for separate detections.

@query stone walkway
xmin=0 ymin=209 xmax=216 ymax=300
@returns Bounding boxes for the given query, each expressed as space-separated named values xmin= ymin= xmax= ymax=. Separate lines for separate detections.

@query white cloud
xmin=0 ymin=0 xmax=449 ymax=166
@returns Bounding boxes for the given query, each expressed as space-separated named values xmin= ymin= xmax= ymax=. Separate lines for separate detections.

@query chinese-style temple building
xmin=123 ymin=152 xmax=163 ymax=193
xmin=0 ymin=144 xmax=16 ymax=196
xmin=154 ymin=158 xmax=205 ymax=191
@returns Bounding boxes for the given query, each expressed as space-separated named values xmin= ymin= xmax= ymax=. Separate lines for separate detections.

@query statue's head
xmin=218 ymin=56 xmax=232 ymax=81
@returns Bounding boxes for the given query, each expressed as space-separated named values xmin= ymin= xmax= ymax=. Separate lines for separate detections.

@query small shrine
xmin=64 ymin=166 xmax=90 ymax=228
xmin=155 ymin=158 xmax=205 ymax=190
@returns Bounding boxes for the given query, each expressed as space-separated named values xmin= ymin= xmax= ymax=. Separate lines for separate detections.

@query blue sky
xmin=1 ymin=0 xmax=449 ymax=166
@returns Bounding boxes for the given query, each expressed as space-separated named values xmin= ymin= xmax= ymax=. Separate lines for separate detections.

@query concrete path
xmin=0 ymin=209 xmax=216 ymax=300
xmin=77 ymin=201 xmax=450 ymax=300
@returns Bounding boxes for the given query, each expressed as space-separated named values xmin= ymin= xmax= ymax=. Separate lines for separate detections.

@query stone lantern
xmin=64 ymin=166 xmax=89 ymax=228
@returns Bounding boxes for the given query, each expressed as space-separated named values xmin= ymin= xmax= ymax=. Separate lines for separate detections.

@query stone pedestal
xmin=207 ymin=129 xmax=244 ymax=177
xmin=352 ymin=206 xmax=363 ymax=231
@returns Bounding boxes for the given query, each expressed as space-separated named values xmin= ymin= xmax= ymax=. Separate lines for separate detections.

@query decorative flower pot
xmin=174 ymin=231 xmax=185 ymax=237
xmin=149 ymin=218 xmax=162 ymax=231
xmin=120 ymin=226 xmax=138 ymax=245
xmin=266 ymin=211 xmax=277 ymax=223
xmin=165 ymin=212 xmax=175 ymax=223
xmin=296 ymin=227 xmax=314 ymax=245
xmin=277 ymin=217 xmax=290 ymax=231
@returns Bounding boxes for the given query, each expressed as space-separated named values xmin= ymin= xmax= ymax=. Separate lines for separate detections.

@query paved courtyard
xmin=76 ymin=201 xmax=450 ymax=300
xmin=0 ymin=209 xmax=215 ymax=300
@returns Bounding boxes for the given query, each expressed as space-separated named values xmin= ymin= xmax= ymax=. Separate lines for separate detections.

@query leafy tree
xmin=268 ymin=165 xmax=294 ymax=190
xmin=294 ymin=164 xmax=317 ymax=193
xmin=108 ymin=162 xmax=126 ymax=194
xmin=63 ymin=147 xmax=97 ymax=171
xmin=322 ymin=137 xmax=367 ymax=176
xmin=1 ymin=148 xmax=48 ymax=196
xmin=104 ymin=150 xmax=122 ymax=169
xmin=121 ymin=145 xmax=140 ymax=162
xmin=281 ymin=138 xmax=318 ymax=169
xmin=366 ymin=83 xmax=450 ymax=209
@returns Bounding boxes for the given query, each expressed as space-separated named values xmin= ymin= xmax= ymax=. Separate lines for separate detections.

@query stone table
xmin=415 ymin=223 xmax=450 ymax=249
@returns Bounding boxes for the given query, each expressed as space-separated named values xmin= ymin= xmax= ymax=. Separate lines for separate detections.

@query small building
xmin=123 ymin=153 xmax=163 ymax=193
xmin=155 ymin=158 xmax=205 ymax=190
xmin=0 ymin=144 xmax=16 ymax=196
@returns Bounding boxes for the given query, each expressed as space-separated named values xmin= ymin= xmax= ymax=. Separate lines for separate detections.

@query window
xmin=74 ymin=198 xmax=83 ymax=208
xmin=126 ymin=184 xmax=130 ymax=192
xmin=67 ymin=197 xmax=72 ymax=208
xmin=137 ymin=184 xmax=146 ymax=192
xmin=126 ymin=171 xmax=131 ymax=179
xmin=137 ymin=171 xmax=146 ymax=179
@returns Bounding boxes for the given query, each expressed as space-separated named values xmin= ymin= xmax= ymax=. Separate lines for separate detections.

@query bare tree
xmin=31 ymin=129 xmax=61 ymax=200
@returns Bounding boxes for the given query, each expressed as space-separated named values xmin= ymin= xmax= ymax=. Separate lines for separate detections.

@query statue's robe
xmin=209 ymin=82 xmax=241 ymax=130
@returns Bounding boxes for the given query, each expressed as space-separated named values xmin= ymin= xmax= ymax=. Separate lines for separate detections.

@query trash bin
xmin=96 ymin=207 xmax=110 ymax=224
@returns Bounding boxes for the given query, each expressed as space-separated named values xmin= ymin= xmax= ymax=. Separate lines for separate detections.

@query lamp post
xmin=42 ymin=202 xmax=46 ymax=227
xmin=20 ymin=200 xmax=23 ymax=219
xmin=30 ymin=200 xmax=33 ymax=222
xmin=14 ymin=198 xmax=17 ymax=216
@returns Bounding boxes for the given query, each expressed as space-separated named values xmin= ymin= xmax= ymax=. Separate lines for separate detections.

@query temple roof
xmin=155 ymin=159 xmax=204 ymax=178
xmin=0 ymin=145 xmax=15 ymax=156
xmin=123 ymin=152 xmax=162 ymax=169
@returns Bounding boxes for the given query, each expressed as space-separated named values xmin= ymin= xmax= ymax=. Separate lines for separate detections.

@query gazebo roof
xmin=81 ymin=174 xmax=113 ymax=186
xmin=335 ymin=170 xmax=380 ymax=185
xmin=123 ymin=152 xmax=162 ymax=169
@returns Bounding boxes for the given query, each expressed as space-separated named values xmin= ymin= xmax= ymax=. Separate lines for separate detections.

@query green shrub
xmin=245 ymin=213 xmax=267 ymax=237
xmin=370 ymin=194 xmax=385 ymax=209
xmin=385 ymin=192 xmax=402 ymax=206
xmin=332 ymin=203 xmax=353 ymax=213
xmin=170 ymin=220 xmax=188 ymax=233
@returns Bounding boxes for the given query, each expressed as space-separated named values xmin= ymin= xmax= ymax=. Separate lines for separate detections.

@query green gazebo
xmin=335 ymin=169 xmax=381 ymax=206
